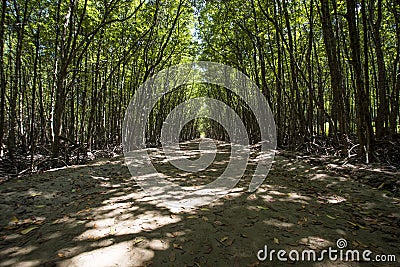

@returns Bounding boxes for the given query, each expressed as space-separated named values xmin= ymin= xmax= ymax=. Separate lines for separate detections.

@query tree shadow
xmin=0 ymin=145 xmax=399 ymax=267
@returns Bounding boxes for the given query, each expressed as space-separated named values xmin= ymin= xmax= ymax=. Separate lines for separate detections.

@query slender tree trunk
xmin=9 ymin=0 xmax=29 ymax=159
xmin=30 ymin=19 xmax=40 ymax=168
xmin=52 ymin=65 xmax=68 ymax=157
xmin=361 ymin=0 xmax=370 ymax=118
xmin=0 ymin=0 xmax=6 ymax=152
xmin=51 ymin=0 xmax=62 ymax=157
xmin=319 ymin=0 xmax=345 ymax=137
xmin=282 ymin=0 xmax=305 ymax=145
xmin=390 ymin=3 xmax=400 ymax=137
xmin=307 ymin=0 xmax=314 ymax=136
xmin=346 ymin=0 xmax=373 ymax=160
xmin=276 ymin=18 xmax=283 ymax=145
xmin=370 ymin=0 xmax=389 ymax=138
xmin=38 ymin=66 xmax=45 ymax=144
xmin=52 ymin=0 xmax=89 ymax=157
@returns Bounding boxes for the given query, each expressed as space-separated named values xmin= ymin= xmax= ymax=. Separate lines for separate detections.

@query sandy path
xmin=0 ymin=141 xmax=399 ymax=267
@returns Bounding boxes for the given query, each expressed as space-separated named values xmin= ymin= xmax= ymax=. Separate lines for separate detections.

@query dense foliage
xmin=0 ymin=0 xmax=399 ymax=171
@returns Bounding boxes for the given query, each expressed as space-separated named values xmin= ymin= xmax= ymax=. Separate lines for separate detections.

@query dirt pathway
xmin=0 ymin=142 xmax=399 ymax=267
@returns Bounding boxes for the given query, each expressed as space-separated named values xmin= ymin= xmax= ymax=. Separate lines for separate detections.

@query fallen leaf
xmin=10 ymin=216 xmax=19 ymax=224
xmin=220 ymin=236 xmax=228 ymax=242
xmin=20 ymin=226 xmax=39 ymax=235
xmin=109 ymin=227 xmax=116 ymax=235
xmin=274 ymin=238 xmax=279 ymax=244
xmin=326 ymin=215 xmax=336 ymax=220
xmin=87 ymin=235 xmax=100 ymax=241
xmin=202 ymin=216 xmax=209 ymax=222
xmin=247 ymin=194 xmax=257 ymax=200
xmin=311 ymin=220 xmax=323 ymax=225
xmin=214 ymin=220 xmax=224 ymax=226
xmin=357 ymin=224 xmax=366 ymax=229
xmin=57 ymin=252 xmax=65 ymax=258
xmin=51 ymin=218 xmax=63 ymax=224
xmin=134 ymin=238 xmax=144 ymax=244
xmin=21 ymin=218 xmax=34 ymax=224
xmin=34 ymin=219 xmax=45 ymax=225
xmin=173 ymin=243 xmax=183 ymax=250
xmin=347 ymin=220 xmax=357 ymax=227
xmin=77 ymin=208 xmax=91 ymax=214
xmin=256 ymin=206 xmax=269 ymax=210
xmin=187 ymin=215 xmax=198 ymax=219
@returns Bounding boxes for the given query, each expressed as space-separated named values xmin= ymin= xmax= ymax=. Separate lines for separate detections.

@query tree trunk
xmin=30 ymin=19 xmax=40 ymax=168
xmin=0 ymin=0 xmax=6 ymax=152
xmin=319 ymin=0 xmax=345 ymax=136
xmin=370 ymin=0 xmax=389 ymax=138
xmin=390 ymin=2 xmax=400 ymax=137
xmin=8 ymin=0 xmax=29 ymax=159
xmin=346 ymin=0 xmax=374 ymax=160
xmin=282 ymin=0 xmax=306 ymax=145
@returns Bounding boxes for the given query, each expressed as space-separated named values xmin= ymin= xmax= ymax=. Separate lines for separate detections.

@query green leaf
xmin=20 ymin=226 xmax=39 ymax=235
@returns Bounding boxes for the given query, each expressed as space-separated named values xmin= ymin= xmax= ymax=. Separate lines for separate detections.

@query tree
xmin=319 ymin=0 xmax=346 ymax=137
xmin=370 ymin=0 xmax=389 ymax=138
xmin=0 ymin=0 xmax=6 ymax=153
xmin=345 ymin=0 xmax=373 ymax=160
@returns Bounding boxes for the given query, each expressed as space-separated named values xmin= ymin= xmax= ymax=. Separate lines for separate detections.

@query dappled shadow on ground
xmin=0 ymin=141 xmax=399 ymax=267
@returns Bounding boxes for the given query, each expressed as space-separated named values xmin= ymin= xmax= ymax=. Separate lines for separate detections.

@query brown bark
xmin=8 ymin=0 xmax=29 ymax=159
xmin=0 ymin=0 xmax=6 ymax=150
xmin=346 ymin=0 xmax=374 ymax=160
xmin=371 ymin=0 xmax=389 ymax=138
xmin=390 ymin=2 xmax=400 ymax=136
xmin=319 ymin=0 xmax=345 ymax=135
